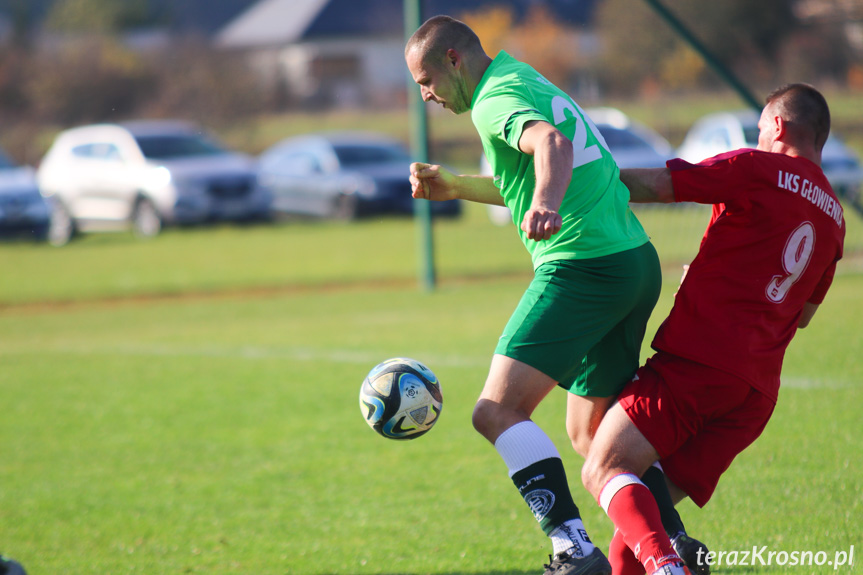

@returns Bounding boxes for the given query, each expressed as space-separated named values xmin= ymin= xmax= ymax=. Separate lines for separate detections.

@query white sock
xmin=494 ymin=420 xmax=560 ymax=476
xmin=550 ymin=519 xmax=596 ymax=557
xmin=495 ymin=422 xmax=595 ymax=558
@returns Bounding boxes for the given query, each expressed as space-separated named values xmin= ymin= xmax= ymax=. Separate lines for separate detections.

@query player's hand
xmin=409 ymin=162 xmax=459 ymax=202
xmin=521 ymin=208 xmax=562 ymax=241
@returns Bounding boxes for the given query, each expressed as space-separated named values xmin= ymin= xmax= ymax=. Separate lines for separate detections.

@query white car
xmin=37 ymin=120 xmax=272 ymax=244
xmin=677 ymin=110 xmax=863 ymax=212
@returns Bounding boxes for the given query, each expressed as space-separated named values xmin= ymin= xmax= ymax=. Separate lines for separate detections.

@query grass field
xmin=1 ymin=201 xmax=861 ymax=306
xmin=1 ymin=203 xmax=861 ymax=574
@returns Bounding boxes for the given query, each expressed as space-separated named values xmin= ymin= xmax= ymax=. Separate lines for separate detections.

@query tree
xmin=509 ymin=4 xmax=583 ymax=89
xmin=44 ymin=0 xmax=153 ymax=34
xmin=460 ymin=4 xmax=583 ymax=92
xmin=460 ymin=5 xmax=516 ymax=59
xmin=595 ymin=0 xmax=806 ymax=94
xmin=25 ymin=37 xmax=155 ymax=124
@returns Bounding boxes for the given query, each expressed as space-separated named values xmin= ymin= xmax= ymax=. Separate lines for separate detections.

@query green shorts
xmin=495 ymin=241 xmax=661 ymax=397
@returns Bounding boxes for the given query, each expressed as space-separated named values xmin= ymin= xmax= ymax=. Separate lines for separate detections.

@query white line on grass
xmin=780 ymin=376 xmax=851 ymax=390
xmin=1 ymin=345 xmax=850 ymax=387
xmin=3 ymin=343 xmax=491 ymax=369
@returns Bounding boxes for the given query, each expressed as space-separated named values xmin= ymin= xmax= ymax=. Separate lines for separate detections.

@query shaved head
xmin=765 ymin=83 xmax=831 ymax=151
xmin=405 ymin=15 xmax=484 ymax=67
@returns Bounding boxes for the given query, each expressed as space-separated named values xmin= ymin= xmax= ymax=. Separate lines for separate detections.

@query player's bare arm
xmin=517 ymin=120 xmax=572 ymax=241
xmin=620 ymin=167 xmax=675 ymax=203
xmin=798 ymin=301 xmax=820 ymax=328
xmin=409 ymin=162 xmax=504 ymax=205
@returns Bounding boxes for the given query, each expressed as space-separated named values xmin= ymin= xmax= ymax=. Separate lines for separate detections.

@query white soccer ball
xmin=359 ymin=358 xmax=443 ymax=440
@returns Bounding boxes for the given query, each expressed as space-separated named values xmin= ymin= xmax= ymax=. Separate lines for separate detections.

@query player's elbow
xmin=622 ymin=168 xmax=674 ymax=204
xmin=653 ymin=169 xmax=675 ymax=203
xmin=551 ymin=130 xmax=573 ymax=164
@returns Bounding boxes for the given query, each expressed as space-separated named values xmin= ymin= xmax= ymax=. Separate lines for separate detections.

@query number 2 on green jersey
xmin=551 ymin=96 xmax=611 ymax=169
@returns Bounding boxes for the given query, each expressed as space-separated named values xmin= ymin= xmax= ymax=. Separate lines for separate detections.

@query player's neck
xmin=773 ymin=141 xmax=821 ymax=168
xmin=466 ymin=53 xmax=493 ymax=100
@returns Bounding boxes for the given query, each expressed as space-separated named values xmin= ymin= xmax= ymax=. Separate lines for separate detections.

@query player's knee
xmin=568 ymin=428 xmax=592 ymax=458
xmin=566 ymin=395 xmax=614 ymax=459
xmin=580 ymin=452 xmax=606 ymax=500
xmin=567 ymin=411 xmax=601 ymax=458
xmin=471 ymin=398 xmax=497 ymax=440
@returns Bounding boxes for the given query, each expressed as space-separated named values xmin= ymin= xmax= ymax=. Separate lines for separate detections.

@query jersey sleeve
xmin=669 ymin=150 xmax=753 ymax=205
xmin=472 ymin=91 xmax=547 ymax=151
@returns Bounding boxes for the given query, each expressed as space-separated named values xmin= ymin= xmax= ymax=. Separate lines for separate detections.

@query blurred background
xmin=0 ymin=0 xmax=861 ymax=258
xmin=0 ymin=0 xmax=860 ymax=164
xmin=1 ymin=6 xmax=861 ymax=572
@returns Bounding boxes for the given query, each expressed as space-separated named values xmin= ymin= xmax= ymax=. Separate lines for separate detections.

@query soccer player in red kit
xmin=580 ymin=83 xmax=846 ymax=575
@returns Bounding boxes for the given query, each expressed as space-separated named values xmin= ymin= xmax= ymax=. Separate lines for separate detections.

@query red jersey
xmin=653 ymin=149 xmax=845 ymax=402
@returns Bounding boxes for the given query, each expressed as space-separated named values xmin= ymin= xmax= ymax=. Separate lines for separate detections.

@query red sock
xmin=604 ymin=481 xmax=678 ymax=573
xmin=609 ymin=528 xmax=646 ymax=575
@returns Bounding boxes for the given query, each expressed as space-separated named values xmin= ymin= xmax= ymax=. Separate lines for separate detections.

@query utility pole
xmin=404 ymin=0 xmax=436 ymax=291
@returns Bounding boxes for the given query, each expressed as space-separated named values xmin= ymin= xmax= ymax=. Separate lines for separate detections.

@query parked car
xmin=37 ymin=120 xmax=272 ymax=245
xmin=677 ymin=110 xmax=863 ymax=213
xmin=484 ymin=107 xmax=674 ymax=224
xmin=0 ymin=150 xmax=52 ymax=243
xmin=586 ymin=107 xmax=675 ymax=168
xmin=258 ymin=132 xmax=461 ymax=220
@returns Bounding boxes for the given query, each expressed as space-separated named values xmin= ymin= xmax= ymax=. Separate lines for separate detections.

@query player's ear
xmin=774 ymin=115 xmax=787 ymax=139
xmin=445 ymin=48 xmax=461 ymax=69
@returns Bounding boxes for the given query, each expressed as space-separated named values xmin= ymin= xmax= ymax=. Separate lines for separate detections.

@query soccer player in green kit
xmin=405 ymin=15 xmax=695 ymax=575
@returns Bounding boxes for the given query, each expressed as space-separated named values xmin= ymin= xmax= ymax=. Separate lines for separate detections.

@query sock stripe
xmin=599 ymin=473 xmax=643 ymax=513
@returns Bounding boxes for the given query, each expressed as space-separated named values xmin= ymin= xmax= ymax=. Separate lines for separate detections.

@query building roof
xmin=216 ymin=0 xmax=599 ymax=48
xmin=216 ymin=0 xmax=328 ymax=47
xmin=1 ymin=0 xmax=260 ymax=35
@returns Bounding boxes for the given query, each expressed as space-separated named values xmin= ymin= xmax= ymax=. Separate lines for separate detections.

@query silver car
xmin=677 ymin=110 xmax=863 ymax=212
xmin=586 ymin=107 xmax=675 ymax=168
xmin=258 ymin=132 xmax=461 ymax=220
xmin=37 ymin=120 xmax=272 ymax=244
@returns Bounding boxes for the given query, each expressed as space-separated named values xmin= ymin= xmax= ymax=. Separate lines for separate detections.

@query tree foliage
xmin=44 ymin=0 xmax=156 ymax=33
xmin=461 ymin=4 xmax=582 ymax=90
xmin=595 ymin=0 xmax=818 ymax=95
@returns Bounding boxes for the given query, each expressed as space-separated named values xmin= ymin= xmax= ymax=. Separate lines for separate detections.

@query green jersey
xmin=471 ymin=51 xmax=649 ymax=268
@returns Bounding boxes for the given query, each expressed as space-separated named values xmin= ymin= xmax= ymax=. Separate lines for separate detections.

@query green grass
xmin=2 ymin=200 xmax=861 ymax=306
xmin=1 ymin=201 xmax=861 ymax=574
xmin=1 ymin=271 xmax=860 ymax=574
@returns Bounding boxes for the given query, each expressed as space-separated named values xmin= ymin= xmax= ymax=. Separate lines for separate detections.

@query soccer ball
xmin=359 ymin=358 xmax=443 ymax=440
xmin=0 ymin=554 xmax=27 ymax=575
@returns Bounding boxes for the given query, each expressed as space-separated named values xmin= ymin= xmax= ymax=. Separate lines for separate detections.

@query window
xmin=135 ymin=134 xmax=225 ymax=159
xmin=71 ymin=143 xmax=123 ymax=161
xmin=333 ymin=144 xmax=410 ymax=167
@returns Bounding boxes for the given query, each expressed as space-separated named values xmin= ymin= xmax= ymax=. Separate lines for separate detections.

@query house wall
xmin=277 ymin=36 xmax=407 ymax=108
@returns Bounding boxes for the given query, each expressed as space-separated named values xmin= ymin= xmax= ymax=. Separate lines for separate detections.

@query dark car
xmin=259 ymin=132 xmax=461 ymax=219
xmin=0 ymin=150 xmax=52 ymax=243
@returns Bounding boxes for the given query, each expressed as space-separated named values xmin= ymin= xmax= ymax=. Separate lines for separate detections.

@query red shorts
xmin=618 ymin=351 xmax=776 ymax=507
